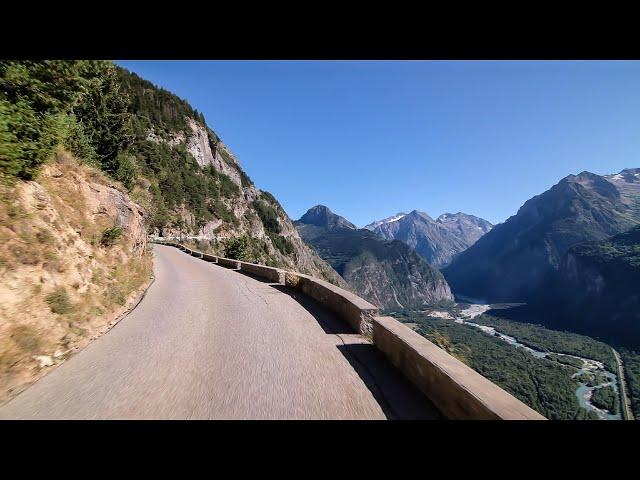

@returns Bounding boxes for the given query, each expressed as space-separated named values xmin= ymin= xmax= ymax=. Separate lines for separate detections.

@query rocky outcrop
xmin=298 ymin=205 xmax=357 ymax=230
xmin=80 ymin=176 xmax=147 ymax=255
xmin=436 ymin=212 xmax=493 ymax=247
xmin=185 ymin=118 xmax=242 ymax=186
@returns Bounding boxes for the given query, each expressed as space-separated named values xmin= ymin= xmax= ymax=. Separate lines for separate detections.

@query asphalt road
xmin=0 ymin=245 xmax=438 ymax=419
xmin=612 ymin=348 xmax=634 ymax=420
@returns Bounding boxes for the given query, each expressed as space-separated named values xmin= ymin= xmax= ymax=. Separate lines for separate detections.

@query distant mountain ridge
xmin=295 ymin=205 xmax=453 ymax=310
xmin=364 ymin=210 xmax=492 ymax=268
xmin=443 ymin=168 xmax=640 ymax=303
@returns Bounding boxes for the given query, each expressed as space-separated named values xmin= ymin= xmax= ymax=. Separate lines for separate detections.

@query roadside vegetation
xmin=0 ymin=61 xmax=131 ymax=183
xmin=619 ymin=348 xmax=640 ymax=418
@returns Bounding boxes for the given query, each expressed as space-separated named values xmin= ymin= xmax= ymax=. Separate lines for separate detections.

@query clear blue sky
xmin=117 ymin=60 xmax=640 ymax=226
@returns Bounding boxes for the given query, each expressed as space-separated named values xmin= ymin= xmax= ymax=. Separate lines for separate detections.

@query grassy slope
xmin=0 ymin=151 xmax=152 ymax=403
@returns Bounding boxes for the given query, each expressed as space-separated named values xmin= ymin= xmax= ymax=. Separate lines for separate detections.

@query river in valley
xmin=447 ymin=304 xmax=621 ymax=420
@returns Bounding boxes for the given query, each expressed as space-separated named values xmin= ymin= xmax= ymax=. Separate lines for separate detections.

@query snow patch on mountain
xmin=363 ymin=213 xmax=407 ymax=230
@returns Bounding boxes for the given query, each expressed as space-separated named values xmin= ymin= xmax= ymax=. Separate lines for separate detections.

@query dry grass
xmin=45 ymin=287 xmax=72 ymax=314
xmin=0 ymin=150 xmax=152 ymax=404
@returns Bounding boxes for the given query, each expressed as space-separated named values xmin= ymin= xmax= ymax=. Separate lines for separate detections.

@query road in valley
xmin=612 ymin=348 xmax=634 ymax=420
xmin=0 ymin=245 xmax=438 ymax=420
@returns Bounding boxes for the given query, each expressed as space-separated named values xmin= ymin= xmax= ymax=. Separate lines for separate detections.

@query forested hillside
xmin=0 ymin=61 xmax=152 ymax=401
xmin=115 ymin=67 xmax=345 ymax=283
xmin=545 ymin=225 xmax=640 ymax=347
xmin=0 ymin=61 xmax=345 ymax=285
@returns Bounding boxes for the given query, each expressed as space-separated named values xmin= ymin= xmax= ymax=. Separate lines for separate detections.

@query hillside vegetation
xmin=548 ymin=225 xmax=640 ymax=347
xmin=116 ymin=67 xmax=344 ymax=284
xmin=1 ymin=61 xmax=345 ymax=285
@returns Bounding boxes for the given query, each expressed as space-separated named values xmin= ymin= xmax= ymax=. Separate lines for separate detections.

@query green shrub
xmin=253 ymin=200 xmax=281 ymax=234
xmin=209 ymin=200 xmax=238 ymax=226
xmin=239 ymin=168 xmax=253 ymax=188
xmin=218 ymin=173 xmax=240 ymax=198
xmin=0 ymin=61 xmax=132 ymax=181
xmin=100 ymin=226 xmax=123 ymax=246
xmin=260 ymin=190 xmax=281 ymax=208
xmin=269 ymin=233 xmax=294 ymax=255
xmin=113 ymin=153 xmax=137 ymax=190
xmin=223 ymin=235 xmax=249 ymax=260
xmin=45 ymin=287 xmax=72 ymax=314
xmin=218 ymin=147 xmax=235 ymax=166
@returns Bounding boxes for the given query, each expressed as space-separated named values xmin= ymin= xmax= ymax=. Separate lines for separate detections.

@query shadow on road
xmin=336 ymin=343 xmax=441 ymax=419
xmin=271 ymin=285 xmax=353 ymax=334
xmin=237 ymin=270 xmax=279 ymax=285
xmin=270 ymin=284 xmax=441 ymax=420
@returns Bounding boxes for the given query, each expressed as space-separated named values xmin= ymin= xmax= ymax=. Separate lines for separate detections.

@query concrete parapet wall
xmin=284 ymin=271 xmax=378 ymax=336
xmin=371 ymin=316 xmax=546 ymax=420
xmin=201 ymin=253 xmax=218 ymax=263
xmin=239 ymin=262 xmax=285 ymax=284
xmin=217 ymin=257 xmax=241 ymax=270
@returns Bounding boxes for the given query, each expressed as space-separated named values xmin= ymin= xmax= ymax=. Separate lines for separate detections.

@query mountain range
xmin=443 ymin=168 xmax=640 ymax=304
xmin=295 ymin=206 xmax=453 ymax=310
xmin=364 ymin=211 xmax=492 ymax=268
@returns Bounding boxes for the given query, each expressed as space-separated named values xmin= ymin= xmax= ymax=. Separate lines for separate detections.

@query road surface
xmin=0 ymin=245 xmax=438 ymax=419
xmin=612 ymin=348 xmax=634 ymax=420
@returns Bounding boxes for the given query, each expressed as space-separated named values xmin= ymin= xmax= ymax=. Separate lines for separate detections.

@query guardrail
xmin=150 ymin=240 xmax=546 ymax=420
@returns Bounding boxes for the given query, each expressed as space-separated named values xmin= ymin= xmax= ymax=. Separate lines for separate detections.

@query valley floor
xmin=393 ymin=303 xmax=638 ymax=420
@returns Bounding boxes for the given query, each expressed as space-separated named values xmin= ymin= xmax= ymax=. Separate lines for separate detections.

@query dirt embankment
xmin=0 ymin=151 xmax=152 ymax=404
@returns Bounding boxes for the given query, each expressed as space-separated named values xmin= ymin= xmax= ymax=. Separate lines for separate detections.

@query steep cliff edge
xmin=0 ymin=151 xmax=151 ymax=404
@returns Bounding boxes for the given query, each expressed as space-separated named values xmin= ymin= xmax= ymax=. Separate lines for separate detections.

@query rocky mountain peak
xmin=365 ymin=208 xmax=493 ymax=268
xmin=407 ymin=209 xmax=434 ymax=221
xmin=297 ymin=205 xmax=356 ymax=230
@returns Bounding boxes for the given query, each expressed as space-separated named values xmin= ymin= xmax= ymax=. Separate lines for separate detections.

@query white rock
xmin=34 ymin=355 xmax=54 ymax=367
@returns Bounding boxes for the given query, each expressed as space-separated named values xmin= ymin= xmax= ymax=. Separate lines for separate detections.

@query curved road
xmin=0 ymin=245 xmax=438 ymax=419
